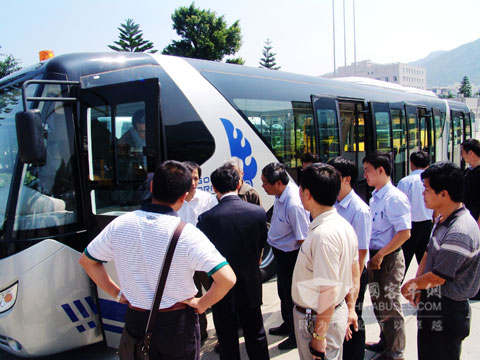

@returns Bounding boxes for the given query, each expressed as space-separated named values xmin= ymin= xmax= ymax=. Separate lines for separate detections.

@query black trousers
xmin=212 ymin=306 xmax=270 ymax=360
xmin=193 ymin=271 xmax=210 ymax=338
xmin=402 ymin=220 xmax=432 ymax=273
xmin=272 ymin=246 xmax=299 ymax=338
xmin=124 ymin=306 xmax=200 ymax=360
xmin=343 ymin=267 xmax=368 ymax=360
xmin=417 ymin=291 xmax=471 ymax=360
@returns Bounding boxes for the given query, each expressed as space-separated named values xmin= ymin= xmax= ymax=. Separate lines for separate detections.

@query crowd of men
xmin=79 ymin=138 xmax=480 ymax=360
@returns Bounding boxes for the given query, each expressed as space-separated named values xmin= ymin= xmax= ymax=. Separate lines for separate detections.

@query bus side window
xmin=374 ymin=109 xmax=392 ymax=153
xmin=391 ymin=108 xmax=407 ymax=184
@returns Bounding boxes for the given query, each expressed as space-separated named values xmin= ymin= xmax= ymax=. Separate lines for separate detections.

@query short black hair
xmin=328 ymin=156 xmax=358 ymax=186
xmin=183 ymin=161 xmax=202 ymax=178
xmin=363 ymin=152 xmax=393 ymax=176
xmin=132 ymin=109 xmax=145 ymax=129
xmin=152 ymin=160 xmax=191 ymax=204
xmin=300 ymin=163 xmax=340 ymax=206
xmin=410 ymin=150 xmax=430 ymax=168
xmin=211 ymin=166 xmax=240 ymax=193
xmin=301 ymin=152 xmax=319 ymax=164
xmin=262 ymin=162 xmax=289 ymax=185
xmin=461 ymin=138 xmax=480 ymax=157
xmin=421 ymin=162 xmax=463 ymax=202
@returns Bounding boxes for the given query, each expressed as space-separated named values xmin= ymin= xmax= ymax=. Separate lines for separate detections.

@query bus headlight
xmin=0 ymin=282 xmax=18 ymax=313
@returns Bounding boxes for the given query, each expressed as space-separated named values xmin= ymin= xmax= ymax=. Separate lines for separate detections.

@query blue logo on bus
xmin=61 ymin=296 xmax=98 ymax=333
xmin=220 ymin=118 xmax=257 ymax=183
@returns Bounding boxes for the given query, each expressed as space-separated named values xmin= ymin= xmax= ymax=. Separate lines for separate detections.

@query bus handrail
xmin=21 ymin=79 xmax=80 ymax=111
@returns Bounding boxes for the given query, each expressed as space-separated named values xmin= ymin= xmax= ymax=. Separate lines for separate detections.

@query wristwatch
xmin=312 ymin=332 xmax=326 ymax=340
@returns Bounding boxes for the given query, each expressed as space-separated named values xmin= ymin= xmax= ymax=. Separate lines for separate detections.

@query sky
xmin=2 ymin=0 xmax=480 ymax=77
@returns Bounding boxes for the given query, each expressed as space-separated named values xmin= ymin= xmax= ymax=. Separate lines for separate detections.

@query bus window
xmin=407 ymin=107 xmax=419 ymax=154
xmin=312 ymin=97 xmax=340 ymax=163
xmin=451 ymin=111 xmax=463 ymax=165
xmin=391 ymin=108 xmax=407 ymax=184
xmin=233 ymin=98 xmax=313 ymax=168
xmin=372 ymin=104 xmax=392 ymax=153
xmin=87 ymin=102 xmax=150 ymax=215
xmin=432 ymin=108 xmax=443 ymax=162
xmin=464 ymin=113 xmax=472 ymax=138
xmin=14 ymin=85 xmax=79 ymax=231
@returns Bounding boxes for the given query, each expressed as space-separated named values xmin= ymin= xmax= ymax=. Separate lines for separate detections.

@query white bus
xmin=0 ymin=52 xmax=474 ymax=357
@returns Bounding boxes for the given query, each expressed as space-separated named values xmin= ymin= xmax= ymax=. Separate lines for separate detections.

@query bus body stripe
xmin=76 ymin=325 xmax=86 ymax=333
xmin=85 ymin=296 xmax=98 ymax=315
xmin=99 ymin=298 xmax=127 ymax=323
xmin=103 ymin=323 xmax=124 ymax=334
xmin=74 ymin=300 xmax=90 ymax=319
xmin=61 ymin=304 xmax=79 ymax=322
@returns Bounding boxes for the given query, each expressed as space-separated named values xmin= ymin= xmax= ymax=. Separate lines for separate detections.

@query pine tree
xmin=259 ymin=39 xmax=280 ymax=70
xmin=108 ymin=19 xmax=157 ymax=53
xmin=458 ymin=75 xmax=472 ymax=98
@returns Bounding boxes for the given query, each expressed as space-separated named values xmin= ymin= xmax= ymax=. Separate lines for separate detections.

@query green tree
xmin=458 ymin=75 xmax=472 ymax=98
xmin=108 ymin=19 xmax=157 ymax=53
xmin=162 ymin=3 xmax=242 ymax=61
xmin=0 ymin=47 xmax=21 ymax=79
xmin=259 ymin=39 xmax=280 ymax=70
xmin=226 ymin=57 xmax=245 ymax=65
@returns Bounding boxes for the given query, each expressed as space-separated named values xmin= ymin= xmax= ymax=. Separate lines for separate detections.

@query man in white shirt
xmin=397 ymin=150 xmax=433 ymax=273
xmin=177 ymin=161 xmax=217 ymax=341
xmin=292 ymin=163 xmax=359 ymax=360
xmin=79 ymin=160 xmax=236 ymax=360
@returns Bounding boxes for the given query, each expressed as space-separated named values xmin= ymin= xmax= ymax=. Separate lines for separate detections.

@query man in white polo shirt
xmin=79 ymin=160 xmax=236 ymax=360
xmin=292 ymin=163 xmax=359 ymax=360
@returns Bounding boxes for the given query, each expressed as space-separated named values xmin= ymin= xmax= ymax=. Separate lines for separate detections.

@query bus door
xmin=78 ymin=76 xmax=162 ymax=347
xmin=418 ymin=107 xmax=434 ymax=160
xmin=337 ymin=99 xmax=369 ymax=201
xmin=311 ymin=96 xmax=341 ymax=163
xmin=432 ymin=108 xmax=445 ymax=163
xmin=450 ymin=110 xmax=463 ymax=166
xmin=405 ymin=105 xmax=420 ymax=173
xmin=389 ymin=103 xmax=408 ymax=185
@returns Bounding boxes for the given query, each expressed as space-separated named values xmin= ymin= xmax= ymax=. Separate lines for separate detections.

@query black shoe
xmin=269 ymin=323 xmax=290 ymax=336
xmin=365 ymin=341 xmax=385 ymax=353
xmin=278 ymin=336 xmax=297 ymax=350
xmin=201 ymin=332 xmax=208 ymax=342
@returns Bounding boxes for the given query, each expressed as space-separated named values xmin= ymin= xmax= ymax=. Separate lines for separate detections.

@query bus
xmin=0 ymin=52 xmax=474 ymax=357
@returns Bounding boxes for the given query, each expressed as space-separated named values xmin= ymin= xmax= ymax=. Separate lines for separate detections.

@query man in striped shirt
xmin=79 ymin=160 xmax=236 ymax=360
xmin=402 ymin=162 xmax=480 ymax=360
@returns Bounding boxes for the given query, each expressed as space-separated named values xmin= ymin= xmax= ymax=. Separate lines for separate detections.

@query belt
xmin=295 ymin=302 xmax=342 ymax=315
xmin=128 ymin=302 xmax=187 ymax=313
xmin=369 ymin=247 xmax=401 ymax=257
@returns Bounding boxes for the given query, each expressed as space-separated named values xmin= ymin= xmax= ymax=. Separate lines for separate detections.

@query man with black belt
xmin=363 ymin=152 xmax=411 ymax=360
xmin=79 ymin=161 xmax=236 ymax=360
xmin=397 ymin=150 xmax=433 ymax=272
xmin=329 ymin=157 xmax=372 ymax=360
xmin=198 ymin=166 xmax=269 ymax=360
xmin=261 ymin=162 xmax=310 ymax=350
xmin=292 ymin=163 xmax=359 ymax=360
xmin=402 ymin=161 xmax=480 ymax=360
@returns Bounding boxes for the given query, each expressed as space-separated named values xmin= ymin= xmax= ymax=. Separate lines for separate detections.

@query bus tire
xmin=260 ymin=243 xmax=276 ymax=282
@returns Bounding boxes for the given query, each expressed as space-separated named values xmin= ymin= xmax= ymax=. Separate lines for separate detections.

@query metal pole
xmin=353 ymin=0 xmax=357 ymax=76
xmin=343 ymin=0 xmax=347 ymax=75
xmin=333 ymin=0 xmax=336 ymax=77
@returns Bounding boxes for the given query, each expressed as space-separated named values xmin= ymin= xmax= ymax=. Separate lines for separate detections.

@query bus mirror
xmin=15 ymin=110 xmax=47 ymax=166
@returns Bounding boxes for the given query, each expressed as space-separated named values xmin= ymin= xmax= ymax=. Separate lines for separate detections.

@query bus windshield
xmin=0 ymin=84 xmax=22 ymax=231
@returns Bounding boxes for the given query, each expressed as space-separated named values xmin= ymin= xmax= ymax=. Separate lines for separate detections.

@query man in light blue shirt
xmin=363 ymin=152 xmax=411 ymax=360
xmin=397 ymin=151 xmax=433 ymax=273
xmin=261 ymin=162 xmax=310 ymax=350
xmin=329 ymin=157 xmax=371 ymax=360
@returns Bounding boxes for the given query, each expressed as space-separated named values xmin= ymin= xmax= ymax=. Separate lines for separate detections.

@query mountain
xmin=410 ymin=39 xmax=480 ymax=87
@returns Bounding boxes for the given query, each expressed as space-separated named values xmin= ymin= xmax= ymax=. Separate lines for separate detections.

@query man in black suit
xmin=197 ymin=166 xmax=270 ymax=360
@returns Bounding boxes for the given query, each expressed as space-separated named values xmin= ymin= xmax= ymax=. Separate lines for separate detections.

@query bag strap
xmin=142 ymin=220 xmax=186 ymax=344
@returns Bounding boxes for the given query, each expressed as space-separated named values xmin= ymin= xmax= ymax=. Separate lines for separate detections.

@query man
xmin=329 ymin=157 xmax=372 ymax=360
xmin=177 ymin=161 xmax=217 ymax=341
xmin=363 ymin=152 xmax=411 ymax=360
xmin=261 ymin=162 xmax=310 ymax=350
xmin=301 ymin=152 xmax=320 ymax=168
xmin=197 ymin=166 xmax=269 ymax=360
xmin=397 ymin=150 xmax=434 ymax=272
xmin=292 ymin=163 xmax=359 ymax=360
xmin=119 ymin=109 xmax=146 ymax=151
xmin=223 ymin=157 xmax=261 ymax=205
xmin=401 ymin=162 xmax=480 ymax=360
xmin=79 ymin=161 xmax=236 ymax=360
xmin=461 ymin=138 xmax=480 ymax=227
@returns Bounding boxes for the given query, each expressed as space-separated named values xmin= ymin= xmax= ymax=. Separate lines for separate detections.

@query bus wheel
xmin=260 ymin=243 xmax=276 ymax=282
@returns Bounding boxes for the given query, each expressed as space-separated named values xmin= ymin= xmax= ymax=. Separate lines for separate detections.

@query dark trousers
xmin=417 ymin=291 xmax=471 ymax=360
xmin=272 ymin=246 xmax=299 ymax=338
xmin=343 ymin=268 xmax=368 ymax=360
xmin=402 ymin=220 xmax=432 ymax=273
xmin=124 ymin=306 xmax=200 ymax=360
xmin=212 ymin=306 xmax=270 ymax=360
xmin=193 ymin=271 xmax=210 ymax=338
xmin=367 ymin=249 xmax=405 ymax=358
